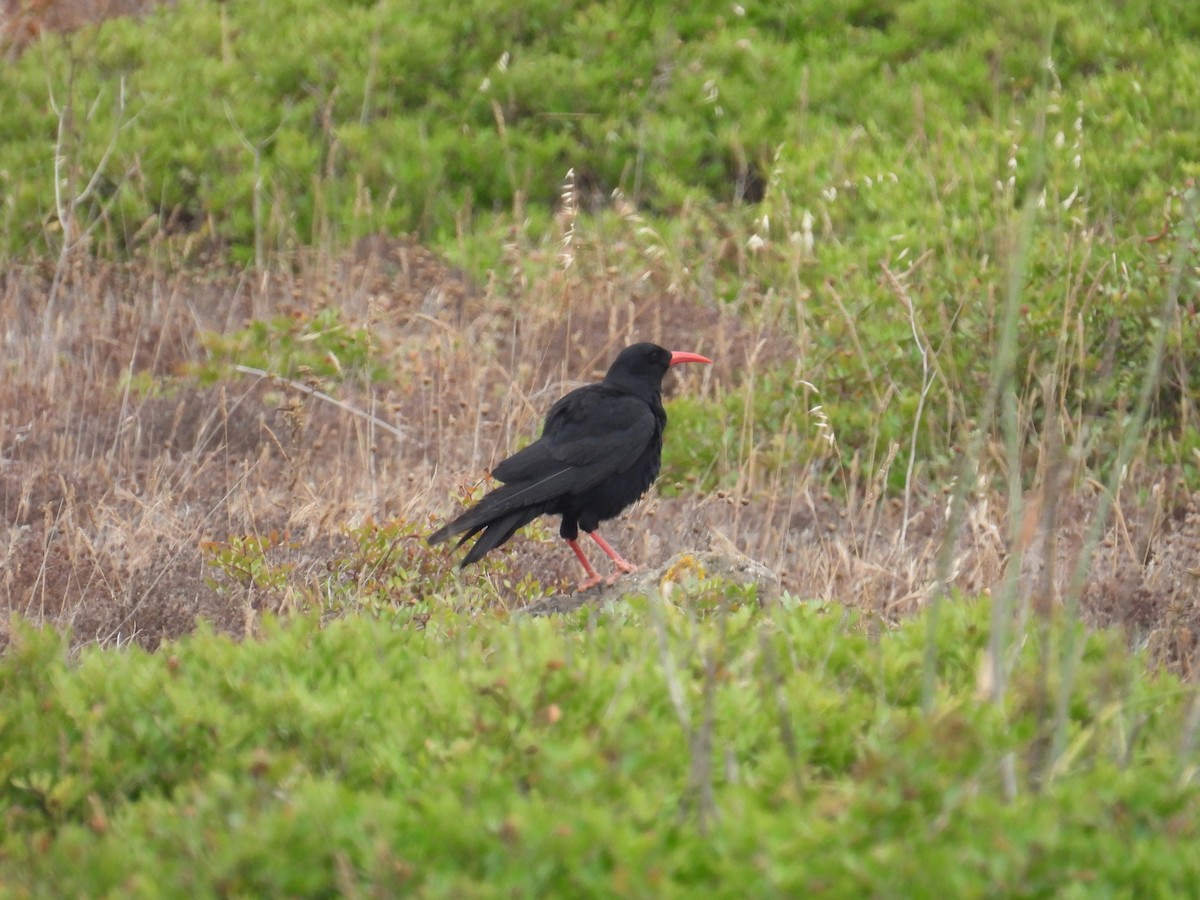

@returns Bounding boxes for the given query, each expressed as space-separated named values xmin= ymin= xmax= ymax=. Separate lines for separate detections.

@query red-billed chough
xmin=429 ymin=342 xmax=712 ymax=590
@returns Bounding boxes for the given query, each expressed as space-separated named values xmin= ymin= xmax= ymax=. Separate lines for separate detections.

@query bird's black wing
xmin=428 ymin=389 xmax=655 ymax=547
xmin=493 ymin=390 xmax=655 ymax=487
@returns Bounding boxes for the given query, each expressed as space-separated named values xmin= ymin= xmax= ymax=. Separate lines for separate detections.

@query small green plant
xmin=2 ymin=601 xmax=1198 ymax=895
xmin=202 ymin=531 xmax=296 ymax=593
xmin=195 ymin=307 xmax=389 ymax=386
xmin=115 ymin=368 xmax=171 ymax=399
xmin=322 ymin=514 xmax=553 ymax=619
xmin=664 ymin=369 xmax=833 ymax=494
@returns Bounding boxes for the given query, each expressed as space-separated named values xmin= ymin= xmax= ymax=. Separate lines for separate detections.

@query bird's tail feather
xmin=427 ymin=499 xmax=500 ymax=546
xmin=428 ymin=486 xmax=549 ymax=565
xmin=459 ymin=507 xmax=543 ymax=566
xmin=430 ymin=464 xmax=598 ymax=549
xmin=428 ymin=480 xmax=550 ymax=547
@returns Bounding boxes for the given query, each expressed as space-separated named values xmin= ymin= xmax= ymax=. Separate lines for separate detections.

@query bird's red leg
xmin=589 ymin=531 xmax=639 ymax=584
xmin=566 ymin=539 xmax=604 ymax=592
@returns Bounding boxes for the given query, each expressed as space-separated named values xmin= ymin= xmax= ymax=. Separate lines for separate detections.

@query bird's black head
xmin=603 ymin=343 xmax=712 ymax=398
xmin=605 ymin=343 xmax=672 ymax=388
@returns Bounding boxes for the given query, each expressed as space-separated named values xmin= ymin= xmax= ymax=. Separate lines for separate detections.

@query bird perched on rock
xmin=429 ymin=342 xmax=712 ymax=590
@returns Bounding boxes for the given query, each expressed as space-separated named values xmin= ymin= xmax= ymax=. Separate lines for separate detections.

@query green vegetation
xmin=203 ymin=515 xmax=553 ymax=618
xmin=196 ymin=307 xmax=391 ymax=385
xmin=3 ymin=599 xmax=1197 ymax=895
xmin=4 ymin=0 xmax=1198 ymax=257
xmin=664 ymin=368 xmax=827 ymax=493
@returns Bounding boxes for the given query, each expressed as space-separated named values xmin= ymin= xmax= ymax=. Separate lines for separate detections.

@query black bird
xmin=429 ymin=343 xmax=712 ymax=590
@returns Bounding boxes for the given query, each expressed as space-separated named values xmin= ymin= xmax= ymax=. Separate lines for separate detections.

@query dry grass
xmin=1 ymin=0 xmax=164 ymax=56
xmin=2 ymin=235 xmax=1197 ymax=669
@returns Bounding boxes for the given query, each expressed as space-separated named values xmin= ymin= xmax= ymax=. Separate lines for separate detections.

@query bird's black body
xmin=429 ymin=343 xmax=696 ymax=572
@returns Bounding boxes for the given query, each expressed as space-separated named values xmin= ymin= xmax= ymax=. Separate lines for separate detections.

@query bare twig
xmin=231 ymin=364 xmax=405 ymax=442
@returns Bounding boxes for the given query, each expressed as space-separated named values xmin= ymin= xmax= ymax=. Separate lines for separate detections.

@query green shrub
xmin=1 ymin=599 xmax=1197 ymax=894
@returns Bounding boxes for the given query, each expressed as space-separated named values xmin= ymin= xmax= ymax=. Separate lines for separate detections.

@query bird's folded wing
xmin=493 ymin=396 xmax=655 ymax=486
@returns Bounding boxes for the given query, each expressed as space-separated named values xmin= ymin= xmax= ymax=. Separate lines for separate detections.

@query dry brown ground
xmin=2 ymin=240 xmax=1198 ymax=671
xmin=1 ymin=0 xmax=164 ymax=56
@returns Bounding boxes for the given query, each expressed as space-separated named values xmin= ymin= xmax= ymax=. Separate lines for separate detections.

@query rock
xmin=518 ymin=550 xmax=781 ymax=616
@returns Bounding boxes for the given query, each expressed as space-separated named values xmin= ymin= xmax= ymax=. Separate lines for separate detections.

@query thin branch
xmin=231 ymin=364 xmax=405 ymax=442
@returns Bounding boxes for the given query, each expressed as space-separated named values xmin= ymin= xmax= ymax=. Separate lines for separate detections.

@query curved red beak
xmin=669 ymin=350 xmax=713 ymax=367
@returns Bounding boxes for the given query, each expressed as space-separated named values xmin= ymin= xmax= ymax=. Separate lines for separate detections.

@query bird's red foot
xmin=589 ymin=531 xmax=638 ymax=573
xmin=570 ymin=534 xmax=640 ymax=590
xmin=567 ymin=539 xmax=605 ymax=592
xmin=610 ymin=558 xmax=638 ymax=576
xmin=603 ymin=568 xmax=637 ymax=586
